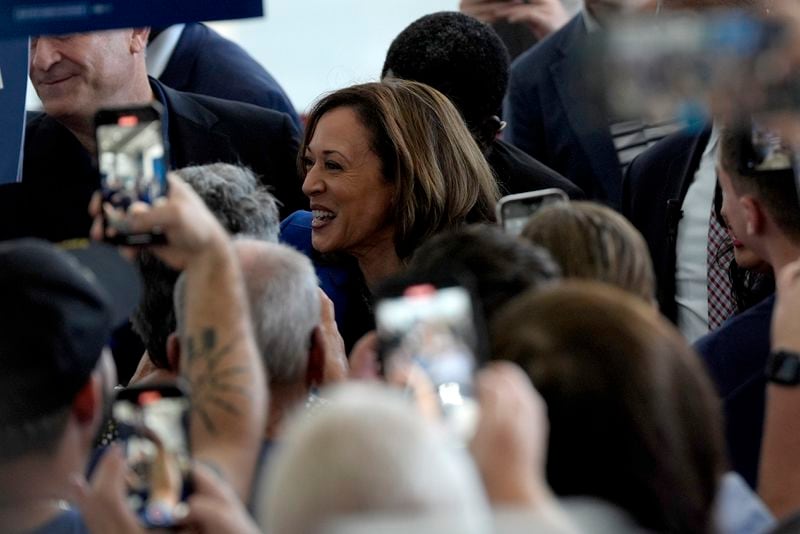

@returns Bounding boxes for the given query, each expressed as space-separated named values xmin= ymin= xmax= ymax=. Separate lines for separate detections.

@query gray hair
xmin=256 ymin=383 xmax=491 ymax=534
xmin=175 ymin=163 xmax=280 ymax=242
xmin=132 ymin=163 xmax=280 ymax=372
xmin=174 ymin=240 xmax=320 ymax=384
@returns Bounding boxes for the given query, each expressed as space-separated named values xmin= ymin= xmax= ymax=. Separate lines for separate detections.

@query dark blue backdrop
xmin=0 ymin=39 xmax=29 ymax=184
xmin=1 ymin=0 xmax=263 ymax=38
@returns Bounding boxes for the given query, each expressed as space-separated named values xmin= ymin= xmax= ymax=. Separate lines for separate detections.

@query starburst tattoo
xmin=184 ymin=327 xmax=249 ymax=435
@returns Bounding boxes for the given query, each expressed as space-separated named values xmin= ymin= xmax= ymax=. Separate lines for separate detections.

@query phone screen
xmin=96 ymin=105 xmax=168 ymax=244
xmin=376 ymin=284 xmax=479 ymax=443
xmin=499 ymin=189 xmax=568 ymax=236
xmin=112 ymin=386 xmax=191 ymax=528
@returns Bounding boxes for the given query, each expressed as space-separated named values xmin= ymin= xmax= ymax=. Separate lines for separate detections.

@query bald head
xmin=234 ymin=240 xmax=321 ymax=384
xmin=175 ymin=240 xmax=320 ymax=384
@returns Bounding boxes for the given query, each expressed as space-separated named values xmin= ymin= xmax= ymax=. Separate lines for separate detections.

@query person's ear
xmin=306 ymin=326 xmax=326 ymax=388
xmin=741 ymin=195 xmax=766 ymax=236
xmin=130 ymin=28 xmax=150 ymax=54
xmin=72 ymin=374 xmax=101 ymax=425
xmin=166 ymin=332 xmax=181 ymax=374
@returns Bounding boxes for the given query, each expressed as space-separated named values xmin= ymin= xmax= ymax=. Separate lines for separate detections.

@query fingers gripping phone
xmin=496 ymin=188 xmax=569 ymax=236
xmin=95 ymin=103 xmax=169 ymax=246
xmin=112 ymin=383 xmax=192 ymax=528
xmin=376 ymin=284 xmax=481 ymax=444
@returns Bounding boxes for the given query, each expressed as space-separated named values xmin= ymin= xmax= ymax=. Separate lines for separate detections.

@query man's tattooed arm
xmin=179 ymin=237 xmax=267 ymax=500
xmin=183 ymin=327 xmax=249 ymax=435
xmin=123 ymin=176 xmax=265 ymax=499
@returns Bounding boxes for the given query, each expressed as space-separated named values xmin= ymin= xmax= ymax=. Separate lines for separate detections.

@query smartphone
xmin=375 ymin=283 xmax=480 ymax=444
xmin=496 ymin=188 xmax=568 ymax=236
xmin=112 ymin=383 xmax=191 ymax=528
xmin=95 ymin=103 xmax=169 ymax=246
xmin=739 ymin=121 xmax=794 ymax=175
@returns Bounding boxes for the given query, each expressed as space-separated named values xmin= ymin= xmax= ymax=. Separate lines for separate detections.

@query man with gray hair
xmin=175 ymin=163 xmax=280 ymax=242
xmin=231 ymin=239 xmax=328 ymax=439
xmin=3 ymin=27 xmax=303 ymax=242
xmin=127 ymin=163 xmax=280 ymax=383
xmin=168 ymin=239 xmax=345 ymax=440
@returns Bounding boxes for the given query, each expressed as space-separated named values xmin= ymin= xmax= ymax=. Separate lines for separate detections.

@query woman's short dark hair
xmin=408 ymin=224 xmax=560 ymax=322
xmin=491 ymin=282 xmax=726 ymax=533
xmin=300 ymin=79 xmax=499 ymax=259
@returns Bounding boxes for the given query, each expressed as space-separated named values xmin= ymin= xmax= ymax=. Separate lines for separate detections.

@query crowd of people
xmin=3 ymin=0 xmax=800 ymax=533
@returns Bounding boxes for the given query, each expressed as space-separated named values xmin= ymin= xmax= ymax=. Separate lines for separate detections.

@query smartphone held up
xmin=95 ymin=103 xmax=169 ymax=245
xmin=376 ymin=283 xmax=482 ymax=445
xmin=497 ymin=188 xmax=569 ymax=236
xmin=112 ymin=382 xmax=191 ymax=528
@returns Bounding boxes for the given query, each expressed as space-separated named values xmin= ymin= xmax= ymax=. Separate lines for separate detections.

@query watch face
xmin=767 ymin=351 xmax=800 ymax=385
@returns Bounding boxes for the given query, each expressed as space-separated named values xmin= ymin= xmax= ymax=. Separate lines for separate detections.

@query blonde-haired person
xmin=520 ymin=201 xmax=656 ymax=303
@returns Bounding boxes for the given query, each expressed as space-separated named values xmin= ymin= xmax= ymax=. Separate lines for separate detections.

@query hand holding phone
xmin=95 ymin=103 xmax=169 ymax=246
xmin=494 ymin=0 xmax=571 ymax=39
xmin=376 ymin=284 xmax=481 ymax=443
xmin=459 ymin=0 xmax=513 ymax=24
xmin=112 ymin=382 xmax=191 ymax=528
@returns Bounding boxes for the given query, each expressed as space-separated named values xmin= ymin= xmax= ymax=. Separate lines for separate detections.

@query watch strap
xmin=766 ymin=350 xmax=800 ymax=386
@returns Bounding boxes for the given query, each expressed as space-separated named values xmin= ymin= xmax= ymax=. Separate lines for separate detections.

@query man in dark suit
xmin=149 ymin=23 xmax=301 ymax=130
xmin=0 ymin=28 xmax=304 ymax=242
xmin=694 ymin=125 xmax=800 ymax=488
xmin=505 ymin=11 xmax=619 ymax=206
xmin=695 ymin=293 xmax=774 ymax=488
xmin=623 ymin=126 xmax=713 ymax=323
xmin=621 ymin=0 xmax=772 ymax=341
xmin=382 ymin=11 xmax=582 ymax=200
xmin=504 ymin=0 xmax=690 ymax=210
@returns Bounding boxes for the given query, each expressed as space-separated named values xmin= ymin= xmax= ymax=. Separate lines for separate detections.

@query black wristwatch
xmin=765 ymin=350 xmax=800 ymax=386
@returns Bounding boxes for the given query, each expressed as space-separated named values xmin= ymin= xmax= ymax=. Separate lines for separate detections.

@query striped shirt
xmin=610 ymin=118 xmax=683 ymax=170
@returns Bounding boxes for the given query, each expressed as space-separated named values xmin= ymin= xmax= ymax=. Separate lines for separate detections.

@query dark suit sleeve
xmin=621 ymin=146 xmax=678 ymax=320
xmin=622 ymin=155 xmax=639 ymax=221
xmin=694 ymin=332 xmax=723 ymax=390
xmin=621 ymin=149 xmax=658 ymax=236
xmin=504 ymin=59 xmax=547 ymax=161
xmin=161 ymin=23 xmax=302 ymax=131
xmin=267 ymin=113 xmax=305 ymax=217
xmin=0 ymin=183 xmax=24 ymax=240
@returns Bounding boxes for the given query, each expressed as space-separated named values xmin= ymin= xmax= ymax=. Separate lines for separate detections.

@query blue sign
xmin=1 ymin=0 xmax=264 ymax=38
xmin=0 ymin=39 xmax=29 ymax=185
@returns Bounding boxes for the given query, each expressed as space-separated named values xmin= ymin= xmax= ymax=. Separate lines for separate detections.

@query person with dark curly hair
xmin=407 ymin=224 xmax=560 ymax=323
xmin=382 ymin=11 xmax=582 ymax=199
